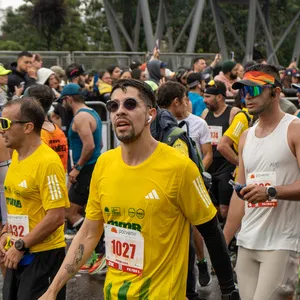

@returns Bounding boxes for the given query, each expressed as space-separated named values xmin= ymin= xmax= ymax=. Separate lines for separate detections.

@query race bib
xmin=208 ymin=126 xmax=222 ymax=145
xmin=104 ymin=223 xmax=144 ymax=275
xmin=7 ymin=214 xmax=29 ymax=243
xmin=247 ymin=172 xmax=277 ymax=208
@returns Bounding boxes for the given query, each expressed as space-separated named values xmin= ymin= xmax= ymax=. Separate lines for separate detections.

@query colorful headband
xmin=243 ymin=71 xmax=275 ymax=85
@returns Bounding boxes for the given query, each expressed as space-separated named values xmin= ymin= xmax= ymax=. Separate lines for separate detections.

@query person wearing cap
xmin=0 ymin=65 xmax=12 ymax=106
xmin=186 ymin=72 xmax=206 ymax=116
xmin=146 ymin=59 xmax=166 ymax=85
xmin=223 ymin=64 xmax=300 ymax=300
xmin=202 ymin=80 xmax=241 ymax=221
xmin=214 ymin=60 xmax=240 ymax=97
xmin=50 ymin=63 xmax=87 ymax=138
xmin=58 ymin=83 xmax=102 ymax=232
xmin=51 ymin=66 xmax=66 ymax=87
xmin=65 ymin=63 xmax=87 ymax=89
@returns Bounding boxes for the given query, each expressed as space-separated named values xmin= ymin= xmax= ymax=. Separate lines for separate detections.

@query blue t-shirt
xmin=188 ymin=91 xmax=206 ymax=117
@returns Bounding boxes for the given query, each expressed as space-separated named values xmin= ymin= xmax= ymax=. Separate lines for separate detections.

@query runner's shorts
xmin=69 ymin=163 xmax=95 ymax=207
xmin=3 ymin=247 xmax=66 ymax=300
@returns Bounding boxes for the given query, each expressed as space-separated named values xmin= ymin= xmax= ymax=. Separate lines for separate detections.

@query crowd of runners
xmin=0 ymin=49 xmax=299 ymax=300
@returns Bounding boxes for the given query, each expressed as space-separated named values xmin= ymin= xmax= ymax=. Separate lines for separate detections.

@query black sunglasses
xmin=106 ymin=98 xmax=151 ymax=113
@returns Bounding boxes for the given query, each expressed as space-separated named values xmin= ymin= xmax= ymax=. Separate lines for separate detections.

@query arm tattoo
xmin=65 ymin=244 xmax=84 ymax=275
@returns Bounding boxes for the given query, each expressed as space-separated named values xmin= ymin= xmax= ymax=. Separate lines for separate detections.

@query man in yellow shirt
xmin=40 ymin=79 xmax=239 ymax=300
xmin=0 ymin=98 xmax=69 ymax=300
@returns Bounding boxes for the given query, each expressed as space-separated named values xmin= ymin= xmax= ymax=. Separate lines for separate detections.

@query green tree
xmin=32 ymin=0 xmax=66 ymax=50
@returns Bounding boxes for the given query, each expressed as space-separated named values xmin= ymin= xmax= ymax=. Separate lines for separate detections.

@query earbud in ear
xmin=147 ymin=116 xmax=153 ymax=123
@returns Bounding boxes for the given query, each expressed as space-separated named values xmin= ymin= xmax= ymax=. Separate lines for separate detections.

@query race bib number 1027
xmin=104 ymin=223 xmax=144 ymax=275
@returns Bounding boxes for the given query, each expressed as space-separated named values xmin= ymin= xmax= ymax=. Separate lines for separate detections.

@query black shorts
xmin=69 ymin=163 xmax=95 ymax=207
xmin=3 ymin=247 xmax=66 ymax=300
xmin=210 ymin=170 xmax=234 ymax=206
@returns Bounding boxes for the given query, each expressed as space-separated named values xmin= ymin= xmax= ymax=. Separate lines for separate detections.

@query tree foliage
xmin=0 ymin=0 xmax=299 ymax=66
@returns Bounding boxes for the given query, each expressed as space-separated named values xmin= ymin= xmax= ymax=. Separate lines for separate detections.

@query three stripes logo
xmin=232 ymin=121 xmax=244 ymax=138
xmin=18 ymin=180 xmax=27 ymax=188
xmin=193 ymin=176 xmax=211 ymax=208
xmin=47 ymin=175 xmax=62 ymax=200
xmin=145 ymin=189 xmax=160 ymax=200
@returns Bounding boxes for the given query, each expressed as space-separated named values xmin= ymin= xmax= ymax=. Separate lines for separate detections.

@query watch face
xmin=15 ymin=239 xmax=24 ymax=250
xmin=268 ymin=187 xmax=277 ymax=198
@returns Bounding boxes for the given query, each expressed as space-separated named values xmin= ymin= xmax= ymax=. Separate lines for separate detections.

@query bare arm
xmin=229 ymin=107 xmax=240 ymax=124
xmin=22 ymin=208 xmax=65 ymax=249
xmin=242 ymin=120 xmax=300 ymax=202
xmin=39 ymin=218 xmax=103 ymax=299
xmin=217 ymin=135 xmax=239 ymax=166
xmin=73 ymin=113 xmax=95 ymax=166
xmin=223 ymin=130 xmax=248 ymax=245
xmin=200 ymin=143 xmax=213 ymax=169
xmin=201 ymin=108 xmax=208 ymax=119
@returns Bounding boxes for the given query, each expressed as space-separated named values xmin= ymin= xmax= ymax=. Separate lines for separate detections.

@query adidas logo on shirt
xmin=18 ymin=180 xmax=27 ymax=188
xmin=145 ymin=189 xmax=160 ymax=200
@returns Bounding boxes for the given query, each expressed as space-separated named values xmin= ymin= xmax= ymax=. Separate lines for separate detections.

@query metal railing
xmin=0 ymin=51 xmax=217 ymax=71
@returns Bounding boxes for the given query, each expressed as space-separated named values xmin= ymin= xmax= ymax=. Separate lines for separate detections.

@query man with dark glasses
xmin=0 ymin=98 xmax=69 ymax=300
xmin=224 ymin=64 xmax=300 ymax=300
xmin=41 ymin=79 xmax=239 ymax=300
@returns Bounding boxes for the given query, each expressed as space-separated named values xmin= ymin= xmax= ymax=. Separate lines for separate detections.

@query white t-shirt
xmin=178 ymin=113 xmax=211 ymax=154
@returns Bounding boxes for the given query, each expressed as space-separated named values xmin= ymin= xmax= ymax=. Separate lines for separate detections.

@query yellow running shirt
xmin=224 ymin=111 xmax=249 ymax=153
xmin=4 ymin=143 xmax=70 ymax=253
xmin=86 ymin=142 xmax=216 ymax=300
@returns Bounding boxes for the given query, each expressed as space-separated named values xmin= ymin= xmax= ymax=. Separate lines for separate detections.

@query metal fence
xmin=0 ymin=51 xmax=71 ymax=69
xmin=0 ymin=51 xmax=217 ymax=71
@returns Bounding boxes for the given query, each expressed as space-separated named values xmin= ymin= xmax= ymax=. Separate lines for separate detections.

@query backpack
xmin=150 ymin=107 xmax=205 ymax=174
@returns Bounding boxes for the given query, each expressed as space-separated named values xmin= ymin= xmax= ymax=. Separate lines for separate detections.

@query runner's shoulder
xmin=159 ymin=142 xmax=194 ymax=169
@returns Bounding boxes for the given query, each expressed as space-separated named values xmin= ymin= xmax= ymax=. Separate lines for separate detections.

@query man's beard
xmin=115 ymin=126 xmax=143 ymax=144
xmin=230 ymin=73 xmax=238 ymax=80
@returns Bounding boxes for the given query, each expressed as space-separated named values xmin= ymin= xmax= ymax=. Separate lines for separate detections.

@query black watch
xmin=14 ymin=239 xmax=29 ymax=253
xmin=266 ymin=186 xmax=277 ymax=200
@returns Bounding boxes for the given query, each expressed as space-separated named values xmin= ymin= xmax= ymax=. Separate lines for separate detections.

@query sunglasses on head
xmin=106 ymin=98 xmax=151 ymax=113
xmin=0 ymin=117 xmax=30 ymax=131
xmin=241 ymin=85 xmax=273 ymax=98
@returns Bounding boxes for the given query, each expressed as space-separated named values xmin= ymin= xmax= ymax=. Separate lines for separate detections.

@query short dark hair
xmin=192 ymin=57 xmax=205 ymax=65
xmin=157 ymin=81 xmax=186 ymax=108
xmin=111 ymin=79 xmax=156 ymax=108
xmin=17 ymin=51 xmax=33 ymax=60
xmin=99 ymin=70 xmax=110 ymax=79
xmin=70 ymin=94 xmax=85 ymax=103
xmin=246 ymin=64 xmax=281 ymax=84
xmin=107 ymin=65 xmax=119 ymax=75
xmin=27 ymin=85 xmax=54 ymax=114
xmin=4 ymin=97 xmax=45 ymax=134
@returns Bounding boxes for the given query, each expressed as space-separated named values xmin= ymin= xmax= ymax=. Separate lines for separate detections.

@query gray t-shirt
xmin=280 ymin=98 xmax=297 ymax=115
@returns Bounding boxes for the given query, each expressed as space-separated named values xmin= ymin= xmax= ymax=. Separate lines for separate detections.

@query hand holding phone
xmin=229 ymin=179 xmax=246 ymax=200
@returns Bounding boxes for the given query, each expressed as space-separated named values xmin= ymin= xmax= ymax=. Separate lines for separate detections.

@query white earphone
xmin=147 ymin=116 xmax=153 ymax=123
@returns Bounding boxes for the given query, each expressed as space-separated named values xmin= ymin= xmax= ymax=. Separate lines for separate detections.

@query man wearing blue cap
xmin=59 ymin=83 xmax=102 ymax=232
